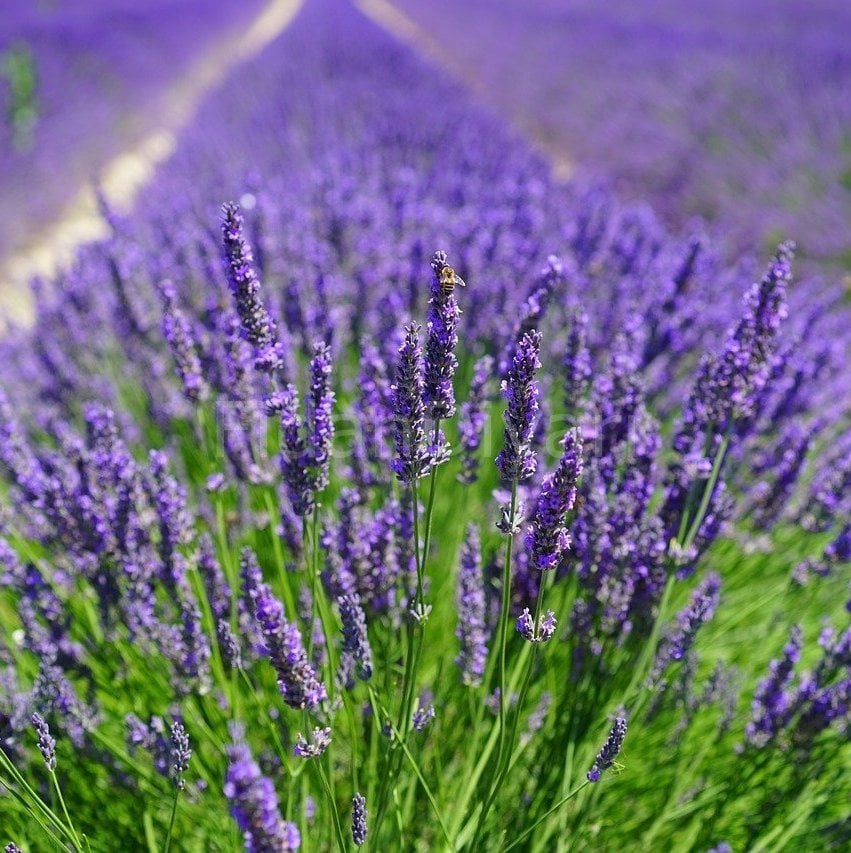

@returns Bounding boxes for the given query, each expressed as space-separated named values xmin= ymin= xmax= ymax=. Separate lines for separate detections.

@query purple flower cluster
xmin=293 ymin=727 xmax=332 ymax=759
xmin=31 ymin=712 xmax=56 ymax=771
xmin=225 ymin=739 xmax=301 ymax=852
xmin=424 ymin=251 xmax=462 ymax=421
xmin=390 ymin=323 xmax=432 ymax=483
xmin=221 ymin=202 xmax=282 ymax=373
xmin=458 ymin=355 xmax=494 ymax=485
xmin=243 ymin=563 xmax=326 ymax=711
xmin=587 ymin=716 xmax=628 ymax=782
xmin=352 ymin=793 xmax=368 ymax=847
xmin=651 ymin=573 xmax=721 ymax=683
xmin=525 ymin=429 xmax=583 ymax=571
xmin=496 ymin=330 xmax=542 ymax=483
xmin=516 ymin=608 xmax=557 ymax=644
xmin=276 ymin=341 xmax=336 ymax=517
xmin=455 ymin=524 xmax=489 ymax=686
xmin=338 ymin=592 xmax=373 ymax=682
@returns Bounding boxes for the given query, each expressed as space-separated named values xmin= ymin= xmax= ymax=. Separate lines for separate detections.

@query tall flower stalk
xmin=475 ymin=329 xmax=542 ymax=844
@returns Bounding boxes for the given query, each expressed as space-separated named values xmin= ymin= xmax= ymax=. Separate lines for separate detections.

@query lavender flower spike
xmin=253 ymin=581 xmax=327 ymax=710
xmin=293 ymin=727 xmax=332 ymax=759
xmin=456 ymin=524 xmax=489 ymax=686
xmin=651 ymin=572 xmax=721 ymax=681
xmin=391 ymin=322 xmax=431 ymax=483
xmin=458 ymin=355 xmax=494 ymax=484
xmin=588 ymin=717 xmax=628 ymax=782
xmin=746 ymin=624 xmax=803 ymax=747
xmin=424 ymin=250 xmax=462 ymax=421
xmin=352 ymin=793 xmax=368 ymax=847
xmin=5 ymin=844 xmax=22 ymax=853
xmin=170 ymin=720 xmax=191 ymax=789
xmin=516 ymin=608 xmax=557 ymax=644
xmin=32 ymin=712 xmax=56 ymax=771
xmin=496 ymin=329 xmax=542 ymax=483
xmin=225 ymin=740 xmax=301 ymax=852
xmin=307 ymin=340 xmax=335 ymax=494
xmin=525 ymin=428 xmax=583 ymax=570
xmin=158 ymin=279 xmax=208 ymax=402
xmin=221 ymin=202 xmax=281 ymax=372
xmin=338 ymin=593 xmax=373 ymax=681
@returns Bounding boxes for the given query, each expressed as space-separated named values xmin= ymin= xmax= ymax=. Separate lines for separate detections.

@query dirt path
xmin=0 ymin=0 xmax=304 ymax=330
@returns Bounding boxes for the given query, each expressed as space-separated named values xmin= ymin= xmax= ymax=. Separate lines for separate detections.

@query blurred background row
xmin=2 ymin=0 xmax=850 ymax=313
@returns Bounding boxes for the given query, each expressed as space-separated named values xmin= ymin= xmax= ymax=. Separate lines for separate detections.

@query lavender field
xmin=0 ymin=0 xmax=849 ymax=851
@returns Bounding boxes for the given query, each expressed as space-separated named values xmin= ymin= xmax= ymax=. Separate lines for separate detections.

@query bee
xmin=438 ymin=264 xmax=466 ymax=297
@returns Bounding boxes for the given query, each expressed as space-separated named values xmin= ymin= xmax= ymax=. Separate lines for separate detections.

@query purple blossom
xmin=746 ymin=624 xmax=802 ymax=747
xmin=516 ymin=607 xmax=557 ymax=644
xmin=496 ymin=329 xmax=541 ymax=483
xmin=651 ymin=573 xmax=721 ymax=683
xmin=455 ymin=524 xmax=488 ymax=687
xmin=423 ymin=251 xmax=461 ymax=421
xmin=31 ymin=712 xmax=56 ymax=771
xmin=221 ymin=202 xmax=282 ymax=373
xmin=246 ymin=573 xmax=327 ymax=710
xmin=225 ymin=739 xmax=300 ymax=852
xmin=338 ymin=593 xmax=373 ymax=682
xmin=563 ymin=306 xmax=592 ymax=414
xmin=391 ymin=323 xmax=431 ymax=483
xmin=412 ymin=701 xmax=436 ymax=732
xmin=307 ymin=340 xmax=335 ymax=494
xmin=293 ymin=727 xmax=332 ymax=759
xmin=525 ymin=428 xmax=583 ymax=570
xmin=170 ymin=720 xmax=191 ymax=789
xmin=458 ymin=355 xmax=494 ymax=485
xmin=158 ymin=279 xmax=208 ymax=402
xmin=587 ymin=716 xmax=628 ymax=782
xmin=352 ymin=792 xmax=368 ymax=847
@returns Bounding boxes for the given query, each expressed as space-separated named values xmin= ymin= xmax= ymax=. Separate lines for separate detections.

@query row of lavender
xmin=0 ymin=0 xmax=264 ymax=260
xmin=395 ymin=0 xmax=851 ymax=267
xmin=0 ymin=0 xmax=848 ymax=849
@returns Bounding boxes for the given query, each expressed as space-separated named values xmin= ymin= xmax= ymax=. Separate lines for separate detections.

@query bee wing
xmin=455 ymin=274 xmax=467 ymax=287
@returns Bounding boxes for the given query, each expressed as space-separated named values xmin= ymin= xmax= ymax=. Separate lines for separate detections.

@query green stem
xmin=470 ymin=481 xmax=518 ymax=847
xmin=369 ymin=687 xmax=456 ymax=851
xmin=50 ymin=771 xmax=83 ymax=851
xmin=316 ymin=761 xmax=348 ymax=852
xmin=162 ymin=786 xmax=180 ymax=853
xmin=503 ymin=780 xmax=591 ymax=852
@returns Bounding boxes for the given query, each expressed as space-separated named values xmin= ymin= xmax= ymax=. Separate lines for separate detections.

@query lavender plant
xmin=0 ymin=0 xmax=848 ymax=850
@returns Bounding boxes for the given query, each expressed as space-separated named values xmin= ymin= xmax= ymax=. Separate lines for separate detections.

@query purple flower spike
xmin=225 ymin=739 xmax=301 ymax=852
xmin=170 ymin=720 xmax=191 ymax=789
xmin=456 ymin=524 xmax=488 ymax=686
xmin=746 ymin=624 xmax=803 ymax=747
xmin=458 ymin=355 xmax=494 ymax=485
xmin=307 ymin=340 xmax=335 ymax=495
xmin=293 ymin=727 xmax=332 ymax=759
xmin=158 ymin=279 xmax=208 ymax=403
xmin=516 ymin=607 xmax=557 ymax=644
xmin=563 ymin=306 xmax=592 ymax=414
xmin=496 ymin=329 xmax=542 ymax=483
xmin=587 ymin=717 xmax=628 ymax=782
xmin=391 ymin=322 xmax=431 ymax=483
xmin=221 ymin=202 xmax=281 ymax=373
xmin=525 ymin=428 xmax=583 ymax=570
xmin=338 ymin=593 xmax=373 ymax=682
xmin=424 ymin=251 xmax=462 ymax=421
xmin=32 ymin=712 xmax=56 ymax=771
xmin=251 ymin=581 xmax=327 ymax=710
xmin=412 ymin=701 xmax=436 ymax=732
xmin=352 ymin=793 xmax=368 ymax=847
